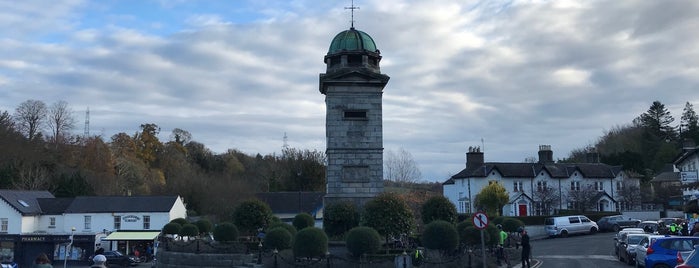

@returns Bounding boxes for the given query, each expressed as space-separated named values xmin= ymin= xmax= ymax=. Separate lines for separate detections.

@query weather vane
xmin=345 ymin=0 xmax=359 ymax=28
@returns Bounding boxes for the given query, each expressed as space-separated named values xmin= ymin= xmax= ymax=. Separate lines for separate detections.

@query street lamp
xmin=64 ymin=227 xmax=75 ymax=268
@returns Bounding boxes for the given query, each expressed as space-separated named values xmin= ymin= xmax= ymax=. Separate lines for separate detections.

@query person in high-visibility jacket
xmin=497 ymin=224 xmax=508 ymax=265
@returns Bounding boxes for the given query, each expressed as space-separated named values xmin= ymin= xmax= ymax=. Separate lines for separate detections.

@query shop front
xmin=103 ymin=231 xmax=160 ymax=259
xmin=10 ymin=234 xmax=95 ymax=267
xmin=0 ymin=235 xmax=19 ymax=266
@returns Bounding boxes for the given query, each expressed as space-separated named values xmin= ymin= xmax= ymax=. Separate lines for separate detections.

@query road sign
xmin=473 ymin=212 xmax=488 ymax=229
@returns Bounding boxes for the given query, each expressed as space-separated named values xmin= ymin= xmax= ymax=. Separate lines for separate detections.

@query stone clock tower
xmin=320 ymin=26 xmax=390 ymax=208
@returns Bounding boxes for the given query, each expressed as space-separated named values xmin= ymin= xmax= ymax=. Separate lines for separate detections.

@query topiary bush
xmin=214 ymin=222 xmax=239 ymax=242
xmin=323 ymin=201 xmax=360 ymax=238
xmin=195 ymin=219 xmax=213 ymax=235
xmin=293 ymin=213 xmax=315 ymax=231
xmin=179 ymin=224 xmax=199 ymax=238
xmin=491 ymin=216 xmax=505 ymax=226
xmin=422 ymin=220 xmax=458 ymax=252
xmin=264 ymin=227 xmax=293 ymax=250
xmin=345 ymin=227 xmax=381 ymax=257
xmin=293 ymin=227 xmax=328 ymax=258
xmin=162 ymin=222 xmax=181 ymax=236
xmin=501 ymin=217 xmax=525 ymax=233
xmin=267 ymin=222 xmax=297 ymax=238
xmin=170 ymin=218 xmax=188 ymax=226
xmin=232 ymin=199 xmax=273 ymax=236
xmin=485 ymin=223 xmax=499 ymax=246
xmin=457 ymin=221 xmax=488 ymax=246
xmin=421 ymin=196 xmax=458 ymax=224
xmin=362 ymin=192 xmax=415 ymax=240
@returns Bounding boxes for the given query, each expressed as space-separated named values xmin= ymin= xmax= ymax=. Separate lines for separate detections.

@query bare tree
xmin=13 ymin=163 xmax=50 ymax=190
xmin=13 ymin=99 xmax=47 ymax=140
xmin=47 ymin=100 xmax=76 ymax=144
xmin=384 ymin=147 xmax=422 ymax=183
xmin=532 ymin=185 xmax=560 ymax=215
xmin=616 ymin=180 xmax=642 ymax=211
xmin=566 ymin=184 xmax=600 ymax=212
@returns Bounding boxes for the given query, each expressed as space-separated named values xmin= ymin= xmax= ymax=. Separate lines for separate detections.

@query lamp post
xmin=64 ymin=227 xmax=75 ymax=268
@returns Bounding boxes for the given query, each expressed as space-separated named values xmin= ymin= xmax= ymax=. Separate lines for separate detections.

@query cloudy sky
xmin=1 ymin=0 xmax=698 ymax=182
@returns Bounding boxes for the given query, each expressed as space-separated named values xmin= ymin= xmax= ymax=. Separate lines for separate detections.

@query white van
xmin=545 ymin=215 xmax=599 ymax=237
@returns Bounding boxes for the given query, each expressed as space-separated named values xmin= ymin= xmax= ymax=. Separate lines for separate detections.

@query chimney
xmin=538 ymin=145 xmax=554 ymax=164
xmin=586 ymin=151 xmax=600 ymax=163
xmin=466 ymin=146 xmax=484 ymax=170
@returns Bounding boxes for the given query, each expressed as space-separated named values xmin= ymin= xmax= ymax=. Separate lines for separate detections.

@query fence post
xmin=326 ymin=251 xmax=331 ymax=268
xmin=273 ymin=249 xmax=278 ymax=268
xmin=403 ymin=251 xmax=407 ymax=268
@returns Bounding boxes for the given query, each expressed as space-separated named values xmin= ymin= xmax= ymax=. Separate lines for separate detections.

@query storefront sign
xmin=682 ymin=171 xmax=699 ymax=183
xmin=123 ymin=215 xmax=140 ymax=222
xmin=21 ymin=236 xmax=46 ymax=242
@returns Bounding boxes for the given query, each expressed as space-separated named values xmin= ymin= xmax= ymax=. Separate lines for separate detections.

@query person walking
xmin=520 ymin=228 xmax=531 ymax=268
xmin=496 ymin=224 xmax=508 ymax=266
xmin=90 ymin=255 xmax=108 ymax=268
xmin=32 ymin=253 xmax=53 ymax=268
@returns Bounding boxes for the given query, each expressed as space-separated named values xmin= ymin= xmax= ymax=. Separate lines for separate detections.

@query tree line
xmin=0 ymin=99 xmax=326 ymax=220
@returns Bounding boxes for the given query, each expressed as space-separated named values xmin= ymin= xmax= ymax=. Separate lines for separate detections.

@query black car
xmin=598 ymin=215 xmax=641 ymax=232
xmin=100 ymin=251 xmax=139 ymax=267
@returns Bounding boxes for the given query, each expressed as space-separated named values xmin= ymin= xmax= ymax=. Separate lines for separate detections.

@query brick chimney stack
xmin=538 ymin=145 xmax=554 ymax=164
xmin=466 ymin=146 xmax=484 ymax=171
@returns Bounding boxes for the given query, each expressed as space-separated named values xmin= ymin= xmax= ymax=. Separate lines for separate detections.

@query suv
xmin=545 ymin=215 xmax=598 ymax=238
xmin=598 ymin=215 xmax=641 ymax=232
xmin=636 ymin=236 xmax=699 ymax=268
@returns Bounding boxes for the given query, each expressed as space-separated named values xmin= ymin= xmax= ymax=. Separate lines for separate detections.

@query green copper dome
xmin=328 ymin=27 xmax=378 ymax=54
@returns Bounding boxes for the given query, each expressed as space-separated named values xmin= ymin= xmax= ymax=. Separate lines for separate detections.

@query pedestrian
xmin=520 ymin=228 xmax=531 ymax=268
xmin=90 ymin=255 xmax=108 ymax=268
xmin=496 ymin=224 xmax=508 ymax=266
xmin=32 ymin=253 xmax=53 ymax=268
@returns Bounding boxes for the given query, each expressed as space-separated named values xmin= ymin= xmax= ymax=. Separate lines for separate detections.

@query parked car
xmin=599 ymin=215 xmax=642 ymax=232
xmin=618 ymin=233 xmax=648 ymax=265
xmin=638 ymin=221 xmax=660 ymax=233
xmin=545 ymin=215 xmax=598 ymax=238
xmin=635 ymin=234 xmax=667 ymax=268
xmin=100 ymin=250 xmax=139 ymax=267
xmin=615 ymin=228 xmax=645 ymax=256
xmin=677 ymin=245 xmax=699 ymax=268
xmin=636 ymin=236 xmax=699 ymax=268
xmin=660 ymin=218 xmax=684 ymax=226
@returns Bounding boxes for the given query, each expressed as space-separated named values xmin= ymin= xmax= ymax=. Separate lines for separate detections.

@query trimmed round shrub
xmin=421 ymin=196 xmax=458 ymax=224
xmin=345 ymin=227 xmax=381 ymax=257
xmin=323 ymin=201 xmax=360 ymax=237
xmin=170 ymin=218 xmax=188 ymax=226
xmin=162 ymin=222 xmax=181 ymax=235
xmin=264 ymin=227 xmax=293 ymax=250
xmin=195 ymin=219 xmax=213 ymax=234
xmin=362 ymin=193 xmax=414 ymax=239
xmin=267 ymin=222 xmax=297 ymax=237
xmin=422 ymin=220 xmax=458 ymax=252
xmin=457 ymin=222 xmax=489 ymax=246
xmin=485 ymin=223 xmax=500 ymax=246
xmin=491 ymin=216 xmax=505 ymax=226
xmin=214 ymin=222 xmax=239 ymax=242
xmin=293 ymin=213 xmax=315 ymax=231
xmin=501 ymin=217 xmax=525 ymax=233
xmin=232 ymin=199 xmax=273 ymax=235
xmin=179 ymin=224 xmax=199 ymax=237
xmin=293 ymin=227 xmax=328 ymax=258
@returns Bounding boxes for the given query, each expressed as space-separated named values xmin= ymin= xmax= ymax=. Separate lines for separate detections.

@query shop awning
xmin=103 ymin=231 xmax=161 ymax=241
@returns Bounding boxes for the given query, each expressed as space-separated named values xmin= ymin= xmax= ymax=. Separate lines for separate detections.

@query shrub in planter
xmin=362 ymin=192 xmax=414 ymax=240
xmin=162 ymin=222 xmax=181 ymax=236
xmin=195 ymin=219 xmax=213 ymax=235
xmin=345 ymin=227 xmax=381 ymax=257
xmin=232 ymin=199 xmax=273 ymax=236
xmin=323 ymin=201 xmax=360 ymax=238
xmin=293 ymin=213 xmax=315 ymax=231
xmin=265 ymin=227 xmax=293 ymax=250
xmin=293 ymin=227 xmax=328 ymax=258
xmin=179 ymin=224 xmax=199 ymax=238
xmin=214 ymin=222 xmax=239 ymax=242
xmin=501 ymin=217 xmax=525 ymax=233
xmin=457 ymin=222 xmax=488 ymax=246
xmin=170 ymin=218 xmax=188 ymax=226
xmin=267 ymin=222 xmax=297 ymax=237
xmin=421 ymin=196 xmax=458 ymax=224
xmin=422 ymin=220 xmax=458 ymax=252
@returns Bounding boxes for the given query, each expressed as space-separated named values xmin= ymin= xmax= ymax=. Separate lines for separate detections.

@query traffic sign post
xmin=472 ymin=212 xmax=489 ymax=268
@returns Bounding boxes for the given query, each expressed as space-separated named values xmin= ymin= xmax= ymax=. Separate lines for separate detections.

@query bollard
xmin=273 ymin=249 xmax=278 ymax=268
xmin=326 ymin=251 xmax=331 ymax=268
xmin=257 ymin=241 xmax=263 ymax=264
xmin=403 ymin=251 xmax=407 ymax=268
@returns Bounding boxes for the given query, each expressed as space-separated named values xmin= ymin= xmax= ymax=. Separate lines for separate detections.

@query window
xmin=343 ymin=110 xmax=367 ymax=120
xmin=114 ymin=216 xmax=121 ymax=230
xmin=84 ymin=216 xmax=91 ymax=230
xmin=616 ymin=181 xmax=623 ymax=191
xmin=568 ymin=217 xmax=581 ymax=224
xmin=1 ymin=218 xmax=7 ymax=233
xmin=594 ymin=181 xmax=604 ymax=191
xmin=49 ymin=217 xmax=56 ymax=228
xmin=537 ymin=181 xmax=547 ymax=191
xmin=571 ymin=181 xmax=580 ymax=191
xmin=143 ymin=216 xmax=150 ymax=230
xmin=513 ymin=181 xmax=523 ymax=192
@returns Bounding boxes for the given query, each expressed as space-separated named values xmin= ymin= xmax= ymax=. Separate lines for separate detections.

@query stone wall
xmin=156 ymin=251 xmax=257 ymax=268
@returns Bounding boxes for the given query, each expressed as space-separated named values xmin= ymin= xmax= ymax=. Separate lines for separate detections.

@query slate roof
xmin=651 ymin=171 xmax=681 ymax=183
xmin=592 ymin=191 xmax=616 ymax=203
xmin=0 ymin=190 xmax=54 ymax=215
xmin=449 ymin=162 xmax=622 ymax=180
xmin=255 ymin=192 xmax=324 ymax=216
xmin=64 ymin=196 xmax=179 ymax=213
xmin=674 ymin=147 xmax=699 ymax=165
xmin=37 ymin=197 xmax=74 ymax=214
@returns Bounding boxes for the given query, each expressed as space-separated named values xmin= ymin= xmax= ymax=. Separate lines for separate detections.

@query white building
xmin=443 ymin=145 xmax=641 ymax=217
xmin=673 ymin=142 xmax=699 ymax=199
xmin=0 ymin=191 xmax=186 ymax=267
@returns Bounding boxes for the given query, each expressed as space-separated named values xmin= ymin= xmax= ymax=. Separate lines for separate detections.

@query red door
xmin=518 ymin=204 xmax=527 ymax=216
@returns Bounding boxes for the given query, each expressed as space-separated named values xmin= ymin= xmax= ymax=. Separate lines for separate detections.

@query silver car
xmin=619 ymin=233 xmax=648 ymax=265
xmin=634 ymin=234 xmax=668 ymax=268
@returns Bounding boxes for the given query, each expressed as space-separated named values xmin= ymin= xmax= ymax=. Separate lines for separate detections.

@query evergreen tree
xmin=681 ymin=102 xmax=699 ymax=144
xmin=638 ymin=100 xmax=676 ymax=141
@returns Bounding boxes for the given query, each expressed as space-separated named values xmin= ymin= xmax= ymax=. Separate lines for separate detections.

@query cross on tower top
xmin=344 ymin=0 xmax=360 ymax=29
